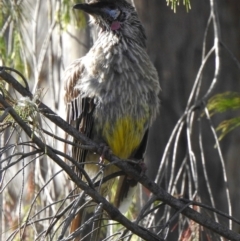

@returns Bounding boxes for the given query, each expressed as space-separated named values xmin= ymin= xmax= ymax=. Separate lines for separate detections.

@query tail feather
xmin=70 ymin=201 xmax=106 ymax=241
xmin=114 ymin=175 xmax=138 ymax=213
xmin=70 ymin=213 xmax=82 ymax=241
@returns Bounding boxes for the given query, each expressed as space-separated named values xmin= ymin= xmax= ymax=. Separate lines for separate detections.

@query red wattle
xmin=111 ymin=21 xmax=121 ymax=30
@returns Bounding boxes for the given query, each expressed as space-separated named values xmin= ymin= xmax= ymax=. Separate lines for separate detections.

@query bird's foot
xmin=98 ymin=143 xmax=112 ymax=164
xmin=138 ymin=160 xmax=147 ymax=175
xmin=126 ymin=158 xmax=147 ymax=175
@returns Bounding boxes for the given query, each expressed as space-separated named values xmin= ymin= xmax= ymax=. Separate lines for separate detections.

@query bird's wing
xmin=64 ymin=58 xmax=95 ymax=177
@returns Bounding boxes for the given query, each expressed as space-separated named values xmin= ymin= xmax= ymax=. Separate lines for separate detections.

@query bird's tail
xmin=70 ymin=200 xmax=106 ymax=241
xmin=114 ymin=175 xmax=138 ymax=213
xmin=70 ymin=214 xmax=82 ymax=241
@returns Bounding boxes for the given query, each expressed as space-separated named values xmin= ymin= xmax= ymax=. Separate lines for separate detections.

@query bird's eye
xmin=103 ymin=7 xmax=121 ymax=20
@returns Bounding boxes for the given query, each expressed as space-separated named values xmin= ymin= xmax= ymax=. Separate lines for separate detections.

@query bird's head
xmin=74 ymin=0 xmax=146 ymax=48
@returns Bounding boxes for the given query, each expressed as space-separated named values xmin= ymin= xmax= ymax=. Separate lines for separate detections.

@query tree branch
xmin=1 ymin=68 xmax=240 ymax=240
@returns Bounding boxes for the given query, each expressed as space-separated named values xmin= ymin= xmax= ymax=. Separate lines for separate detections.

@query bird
xmin=64 ymin=0 xmax=160 ymax=240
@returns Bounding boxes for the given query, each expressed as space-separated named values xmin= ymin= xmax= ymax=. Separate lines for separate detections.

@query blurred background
xmin=1 ymin=0 xmax=240 ymax=240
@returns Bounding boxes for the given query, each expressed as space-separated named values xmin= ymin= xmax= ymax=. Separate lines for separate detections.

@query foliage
xmin=208 ymin=92 xmax=240 ymax=139
xmin=166 ymin=0 xmax=191 ymax=12
xmin=2 ymin=0 xmax=240 ymax=241
xmin=0 ymin=0 xmax=86 ymax=77
xmin=0 ymin=1 xmax=32 ymax=73
xmin=56 ymin=0 xmax=86 ymax=30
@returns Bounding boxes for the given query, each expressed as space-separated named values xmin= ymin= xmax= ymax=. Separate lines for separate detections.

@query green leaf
xmin=57 ymin=0 xmax=86 ymax=30
xmin=207 ymin=92 xmax=240 ymax=115
xmin=166 ymin=0 xmax=191 ymax=12
xmin=207 ymin=92 xmax=240 ymax=140
xmin=217 ymin=117 xmax=240 ymax=140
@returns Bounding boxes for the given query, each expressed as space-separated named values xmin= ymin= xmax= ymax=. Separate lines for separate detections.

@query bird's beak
xmin=73 ymin=3 xmax=100 ymax=15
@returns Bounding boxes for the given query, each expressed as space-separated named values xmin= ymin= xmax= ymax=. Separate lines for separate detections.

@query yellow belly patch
xmin=102 ymin=117 xmax=147 ymax=159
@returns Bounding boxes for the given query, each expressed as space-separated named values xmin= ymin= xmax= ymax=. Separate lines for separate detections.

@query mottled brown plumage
xmin=64 ymin=0 xmax=160 ymax=240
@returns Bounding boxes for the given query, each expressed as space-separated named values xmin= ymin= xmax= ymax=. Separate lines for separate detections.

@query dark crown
xmin=74 ymin=0 xmax=146 ymax=48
